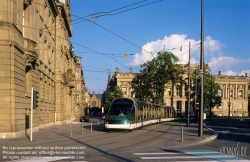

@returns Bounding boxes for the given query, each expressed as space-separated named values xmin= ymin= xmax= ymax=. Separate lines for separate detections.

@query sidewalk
xmin=0 ymin=120 xmax=219 ymax=162
xmin=159 ymin=122 xmax=217 ymax=149
xmin=0 ymin=120 xmax=217 ymax=148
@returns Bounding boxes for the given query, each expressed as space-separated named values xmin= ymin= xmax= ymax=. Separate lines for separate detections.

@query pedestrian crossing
xmin=133 ymin=150 xmax=250 ymax=161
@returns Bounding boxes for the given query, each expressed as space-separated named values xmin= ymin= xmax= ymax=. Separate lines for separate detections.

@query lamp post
xmin=209 ymin=71 xmax=212 ymax=121
xmin=228 ymin=81 xmax=231 ymax=121
xmin=198 ymin=0 xmax=204 ymax=137
xmin=198 ymin=69 xmax=204 ymax=137
xmin=187 ymin=41 xmax=191 ymax=127
xmin=194 ymin=69 xmax=198 ymax=123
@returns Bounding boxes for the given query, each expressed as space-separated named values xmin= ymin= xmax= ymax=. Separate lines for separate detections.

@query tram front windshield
xmin=107 ymin=99 xmax=133 ymax=120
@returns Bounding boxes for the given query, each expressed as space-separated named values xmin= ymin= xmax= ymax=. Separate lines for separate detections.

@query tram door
xmin=176 ymin=101 xmax=182 ymax=118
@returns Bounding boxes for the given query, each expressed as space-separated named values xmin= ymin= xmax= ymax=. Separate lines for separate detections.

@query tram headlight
xmin=124 ymin=121 xmax=129 ymax=124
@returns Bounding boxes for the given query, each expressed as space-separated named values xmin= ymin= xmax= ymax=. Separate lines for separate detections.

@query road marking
xmin=141 ymin=156 xmax=201 ymax=159
xmin=222 ymin=130 xmax=231 ymax=133
xmin=7 ymin=157 xmax=87 ymax=162
xmin=134 ymin=150 xmax=250 ymax=161
xmin=165 ymin=161 xmax=250 ymax=162
xmin=134 ymin=152 xmax=186 ymax=155
xmin=183 ymin=150 xmax=248 ymax=161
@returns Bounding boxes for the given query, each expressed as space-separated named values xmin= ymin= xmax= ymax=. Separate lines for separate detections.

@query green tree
xmin=103 ymin=86 xmax=123 ymax=111
xmin=131 ymin=51 xmax=185 ymax=105
xmin=190 ymin=66 xmax=221 ymax=110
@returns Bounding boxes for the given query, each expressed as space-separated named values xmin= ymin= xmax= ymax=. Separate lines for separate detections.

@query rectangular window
xmin=230 ymin=90 xmax=233 ymax=98
xmin=169 ymin=88 xmax=172 ymax=96
xmin=122 ymin=87 xmax=127 ymax=96
xmin=76 ymin=94 xmax=80 ymax=101
xmin=218 ymin=89 xmax=223 ymax=97
xmin=176 ymin=86 xmax=180 ymax=96
xmin=238 ymin=90 xmax=243 ymax=98
xmin=77 ymin=83 xmax=81 ymax=90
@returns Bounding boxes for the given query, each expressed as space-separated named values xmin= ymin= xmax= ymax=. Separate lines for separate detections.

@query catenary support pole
xmin=187 ymin=41 xmax=191 ymax=127
xmin=198 ymin=0 xmax=204 ymax=137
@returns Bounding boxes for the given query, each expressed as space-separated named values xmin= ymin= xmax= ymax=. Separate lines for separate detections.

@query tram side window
xmin=130 ymin=107 xmax=135 ymax=120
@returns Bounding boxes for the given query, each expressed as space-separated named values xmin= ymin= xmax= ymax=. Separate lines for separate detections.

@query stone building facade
xmin=0 ymin=0 xmax=88 ymax=138
xmin=114 ymin=67 xmax=135 ymax=98
xmin=107 ymin=66 xmax=250 ymax=117
xmin=213 ymin=73 xmax=249 ymax=117
xmin=74 ymin=56 xmax=89 ymax=118
xmin=89 ymin=92 xmax=102 ymax=108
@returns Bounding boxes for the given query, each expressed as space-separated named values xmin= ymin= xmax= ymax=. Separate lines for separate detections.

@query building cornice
xmin=56 ymin=3 xmax=72 ymax=37
xmin=48 ymin=0 xmax=58 ymax=17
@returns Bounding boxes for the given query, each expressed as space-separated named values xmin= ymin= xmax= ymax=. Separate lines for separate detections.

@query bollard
xmin=90 ymin=121 xmax=92 ymax=133
xmin=81 ymin=122 xmax=83 ymax=134
xmin=181 ymin=125 xmax=183 ymax=142
xmin=98 ymin=120 xmax=99 ymax=131
xmin=70 ymin=123 xmax=72 ymax=137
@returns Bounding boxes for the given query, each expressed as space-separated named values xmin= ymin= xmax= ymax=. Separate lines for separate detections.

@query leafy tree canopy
xmin=103 ymin=86 xmax=123 ymax=111
xmin=190 ymin=66 xmax=222 ymax=110
xmin=131 ymin=51 xmax=185 ymax=105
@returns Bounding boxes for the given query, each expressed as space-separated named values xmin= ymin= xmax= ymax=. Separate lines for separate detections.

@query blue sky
xmin=70 ymin=0 xmax=250 ymax=94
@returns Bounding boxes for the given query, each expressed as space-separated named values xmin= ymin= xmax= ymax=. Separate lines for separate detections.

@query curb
xmin=197 ymin=122 xmax=218 ymax=144
xmin=161 ymin=122 xmax=218 ymax=149
xmin=185 ymin=122 xmax=218 ymax=146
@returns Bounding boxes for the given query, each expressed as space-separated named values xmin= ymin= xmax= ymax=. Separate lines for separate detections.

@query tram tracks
xmin=4 ymin=123 xmax=178 ymax=158
xmin=85 ymin=124 xmax=178 ymax=157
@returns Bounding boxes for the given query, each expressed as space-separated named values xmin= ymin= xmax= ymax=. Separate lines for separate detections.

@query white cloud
xmin=209 ymin=56 xmax=243 ymax=69
xmin=204 ymin=36 xmax=222 ymax=55
xmin=208 ymin=56 xmax=250 ymax=73
xmin=219 ymin=69 xmax=250 ymax=77
xmin=128 ymin=34 xmax=250 ymax=78
xmin=128 ymin=34 xmax=220 ymax=66
xmin=222 ymin=70 xmax=238 ymax=76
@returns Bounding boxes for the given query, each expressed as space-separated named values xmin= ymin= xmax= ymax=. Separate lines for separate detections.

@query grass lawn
xmin=163 ymin=119 xmax=195 ymax=125
xmin=163 ymin=117 xmax=250 ymax=125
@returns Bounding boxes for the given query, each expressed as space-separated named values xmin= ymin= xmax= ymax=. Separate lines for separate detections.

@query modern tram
xmin=104 ymin=98 xmax=175 ymax=131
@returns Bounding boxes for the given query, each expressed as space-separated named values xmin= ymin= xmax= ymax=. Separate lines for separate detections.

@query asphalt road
xmin=1 ymin=118 xmax=250 ymax=162
xmin=172 ymin=119 xmax=250 ymax=161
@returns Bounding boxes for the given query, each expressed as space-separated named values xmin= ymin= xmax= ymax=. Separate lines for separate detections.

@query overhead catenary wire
xmin=11 ymin=0 xmax=201 ymax=78
xmin=32 ymin=0 xmax=155 ymax=30
xmin=90 ymin=21 xmax=156 ymax=57
xmin=111 ymin=0 xmax=163 ymax=16
xmin=11 ymin=20 xmax=130 ymax=71
xmin=83 ymin=69 xmax=115 ymax=73
xmin=84 ymin=77 xmax=107 ymax=81
xmin=30 ymin=0 xmax=183 ymax=59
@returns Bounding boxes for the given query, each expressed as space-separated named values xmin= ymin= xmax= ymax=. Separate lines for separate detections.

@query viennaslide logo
xmin=219 ymin=142 xmax=247 ymax=159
